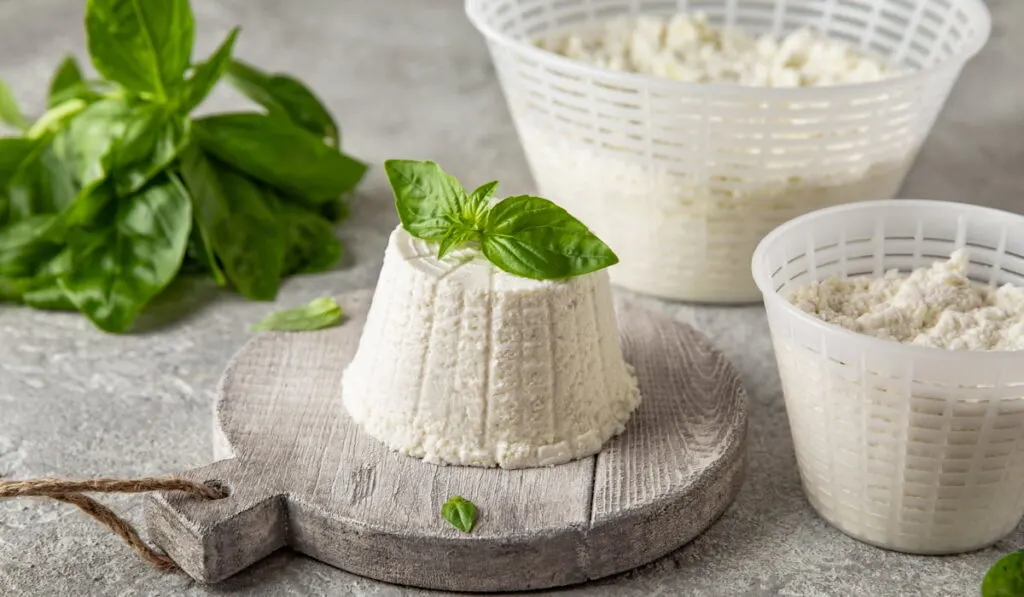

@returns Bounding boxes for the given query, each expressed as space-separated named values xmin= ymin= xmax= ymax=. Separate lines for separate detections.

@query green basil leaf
xmin=52 ymin=98 xmax=132 ymax=189
xmin=6 ymin=148 xmax=77 ymax=220
xmin=48 ymin=56 xmax=85 ymax=108
xmin=58 ymin=176 xmax=192 ymax=333
xmin=23 ymin=281 xmax=76 ymax=311
xmin=184 ymin=224 xmax=227 ymax=285
xmin=383 ymin=159 xmax=466 ymax=241
xmin=984 ymin=551 xmax=1024 ymax=597
xmin=85 ymin=0 xmax=195 ymax=100
xmin=194 ymin=113 xmax=366 ymax=203
xmin=178 ymin=145 xmax=286 ymax=300
xmin=440 ymin=496 xmax=477 ymax=533
xmin=0 ymin=79 xmax=27 ymax=131
xmin=0 ymin=215 xmax=62 ymax=277
xmin=317 ymin=196 xmax=349 ymax=223
xmin=272 ymin=198 xmax=343 ymax=276
xmin=250 ymin=297 xmax=343 ymax=332
xmin=179 ymin=28 xmax=239 ymax=114
xmin=480 ymin=195 xmax=618 ymax=280
xmin=111 ymin=106 xmax=190 ymax=195
xmin=436 ymin=227 xmax=479 ymax=260
xmin=0 ymin=138 xmax=36 ymax=190
xmin=226 ymin=60 xmax=339 ymax=147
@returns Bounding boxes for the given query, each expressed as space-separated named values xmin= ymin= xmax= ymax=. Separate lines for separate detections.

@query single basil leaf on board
xmin=271 ymin=198 xmax=343 ymax=276
xmin=480 ymin=195 xmax=618 ymax=280
xmin=6 ymin=148 xmax=77 ymax=220
xmin=0 ymin=79 xmax=27 ymax=131
xmin=226 ymin=60 xmax=339 ymax=147
xmin=983 ymin=551 xmax=1024 ymax=597
xmin=179 ymin=27 xmax=239 ymax=114
xmin=193 ymin=113 xmax=366 ymax=203
xmin=48 ymin=56 xmax=85 ymax=108
xmin=250 ymin=297 xmax=343 ymax=332
xmin=85 ymin=0 xmax=195 ymax=99
xmin=383 ymin=159 xmax=466 ymax=242
xmin=178 ymin=145 xmax=286 ymax=300
xmin=440 ymin=496 xmax=478 ymax=533
xmin=110 ymin=106 xmax=190 ymax=195
xmin=58 ymin=176 xmax=192 ymax=333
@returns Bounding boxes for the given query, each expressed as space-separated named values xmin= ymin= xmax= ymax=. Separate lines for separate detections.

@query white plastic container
xmin=752 ymin=199 xmax=1024 ymax=554
xmin=466 ymin=0 xmax=991 ymax=303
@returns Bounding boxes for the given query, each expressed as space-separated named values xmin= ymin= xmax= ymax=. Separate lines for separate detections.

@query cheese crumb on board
xmin=536 ymin=12 xmax=896 ymax=87
xmin=788 ymin=249 xmax=1024 ymax=350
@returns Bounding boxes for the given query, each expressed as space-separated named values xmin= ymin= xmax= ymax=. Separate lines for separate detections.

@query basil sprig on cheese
xmin=384 ymin=159 xmax=618 ymax=280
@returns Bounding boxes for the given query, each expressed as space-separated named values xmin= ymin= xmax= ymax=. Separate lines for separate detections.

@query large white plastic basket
xmin=466 ymin=0 xmax=991 ymax=303
xmin=752 ymin=199 xmax=1024 ymax=554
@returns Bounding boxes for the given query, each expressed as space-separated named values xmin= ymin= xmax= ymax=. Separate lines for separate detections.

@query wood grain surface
xmin=145 ymin=289 xmax=748 ymax=592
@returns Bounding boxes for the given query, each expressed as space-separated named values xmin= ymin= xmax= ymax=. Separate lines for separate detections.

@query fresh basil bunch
xmin=384 ymin=160 xmax=617 ymax=280
xmin=0 ymin=0 xmax=366 ymax=332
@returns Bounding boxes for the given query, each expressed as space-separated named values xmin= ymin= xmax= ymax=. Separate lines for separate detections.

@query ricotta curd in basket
xmin=522 ymin=12 xmax=916 ymax=302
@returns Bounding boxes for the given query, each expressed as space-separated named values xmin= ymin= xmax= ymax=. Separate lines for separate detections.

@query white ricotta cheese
xmin=536 ymin=12 xmax=897 ymax=86
xmin=341 ymin=226 xmax=642 ymax=469
xmin=788 ymin=249 xmax=1024 ymax=350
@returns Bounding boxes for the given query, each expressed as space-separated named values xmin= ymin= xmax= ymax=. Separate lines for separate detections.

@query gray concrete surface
xmin=0 ymin=0 xmax=1020 ymax=595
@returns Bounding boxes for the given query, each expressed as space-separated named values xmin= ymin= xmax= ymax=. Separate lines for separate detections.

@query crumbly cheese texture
xmin=341 ymin=227 xmax=642 ymax=469
xmin=788 ymin=250 xmax=1024 ymax=350
xmin=536 ymin=12 xmax=895 ymax=86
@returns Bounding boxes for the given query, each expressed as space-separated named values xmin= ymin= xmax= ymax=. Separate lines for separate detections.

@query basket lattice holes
xmin=760 ymin=204 xmax=1024 ymax=554
xmin=468 ymin=0 xmax=990 ymax=302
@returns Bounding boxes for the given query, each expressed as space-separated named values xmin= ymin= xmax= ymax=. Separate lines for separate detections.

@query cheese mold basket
xmin=752 ymin=199 xmax=1024 ymax=554
xmin=466 ymin=0 xmax=991 ymax=303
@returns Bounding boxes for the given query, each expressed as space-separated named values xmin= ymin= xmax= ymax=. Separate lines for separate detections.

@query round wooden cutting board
xmin=145 ymin=289 xmax=748 ymax=592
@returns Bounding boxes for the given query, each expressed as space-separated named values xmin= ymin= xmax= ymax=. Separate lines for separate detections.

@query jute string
xmin=0 ymin=477 xmax=228 ymax=572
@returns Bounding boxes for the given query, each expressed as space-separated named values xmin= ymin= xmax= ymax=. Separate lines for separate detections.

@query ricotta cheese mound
xmin=536 ymin=12 xmax=896 ymax=86
xmin=341 ymin=226 xmax=642 ymax=469
xmin=787 ymin=249 xmax=1024 ymax=350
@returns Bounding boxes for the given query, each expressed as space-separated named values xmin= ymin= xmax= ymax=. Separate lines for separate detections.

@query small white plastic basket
xmin=466 ymin=0 xmax=991 ymax=303
xmin=752 ymin=199 xmax=1024 ymax=554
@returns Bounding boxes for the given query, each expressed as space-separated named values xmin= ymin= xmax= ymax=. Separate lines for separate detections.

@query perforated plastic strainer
xmin=753 ymin=199 xmax=1024 ymax=554
xmin=466 ymin=0 xmax=991 ymax=303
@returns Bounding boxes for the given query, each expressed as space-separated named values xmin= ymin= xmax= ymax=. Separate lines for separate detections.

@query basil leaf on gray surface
xmin=226 ymin=59 xmax=339 ymax=147
xmin=178 ymin=145 xmax=285 ymax=301
xmin=85 ymin=0 xmax=195 ymax=99
xmin=179 ymin=28 xmax=239 ymax=113
xmin=984 ymin=551 xmax=1024 ymax=597
xmin=194 ymin=113 xmax=366 ymax=202
xmin=441 ymin=496 xmax=478 ymax=533
xmin=251 ymin=297 xmax=343 ymax=332
xmin=58 ymin=176 xmax=192 ymax=333
xmin=6 ymin=149 xmax=77 ymax=221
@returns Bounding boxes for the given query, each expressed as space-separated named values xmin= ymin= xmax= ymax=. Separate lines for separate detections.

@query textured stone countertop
xmin=1 ymin=1 xmax=1021 ymax=595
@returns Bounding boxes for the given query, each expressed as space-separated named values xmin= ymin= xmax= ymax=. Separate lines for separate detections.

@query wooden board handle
xmin=146 ymin=459 xmax=286 ymax=583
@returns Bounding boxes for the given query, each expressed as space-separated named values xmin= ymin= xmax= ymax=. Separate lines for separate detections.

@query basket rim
xmin=751 ymin=199 xmax=1024 ymax=361
xmin=464 ymin=0 xmax=992 ymax=99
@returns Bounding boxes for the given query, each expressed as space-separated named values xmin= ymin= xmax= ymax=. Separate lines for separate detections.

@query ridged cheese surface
xmin=341 ymin=226 xmax=642 ymax=468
